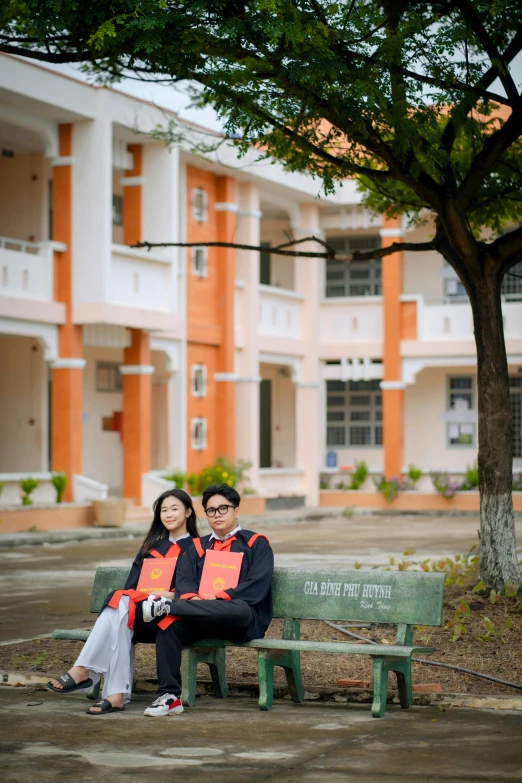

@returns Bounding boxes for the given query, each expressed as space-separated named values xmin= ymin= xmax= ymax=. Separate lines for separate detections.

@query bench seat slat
xmin=239 ymin=639 xmax=433 ymax=656
xmin=191 ymin=638 xmax=433 ymax=656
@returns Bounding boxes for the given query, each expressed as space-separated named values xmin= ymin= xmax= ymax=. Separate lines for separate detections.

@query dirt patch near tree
xmin=1 ymin=583 xmax=520 ymax=696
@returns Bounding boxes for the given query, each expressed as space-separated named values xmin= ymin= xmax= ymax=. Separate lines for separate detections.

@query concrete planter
xmin=0 ymin=503 xmax=95 ymax=533
xmin=319 ymin=490 xmax=522 ymax=512
xmin=92 ymin=499 xmax=129 ymax=527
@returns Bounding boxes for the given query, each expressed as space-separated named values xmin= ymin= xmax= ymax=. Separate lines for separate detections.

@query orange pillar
xmin=122 ymin=144 xmax=143 ymax=246
xmin=214 ymin=176 xmax=236 ymax=460
xmin=381 ymin=217 xmax=404 ymax=479
xmin=121 ymin=329 xmax=153 ymax=504
xmin=51 ymin=124 xmax=84 ymax=501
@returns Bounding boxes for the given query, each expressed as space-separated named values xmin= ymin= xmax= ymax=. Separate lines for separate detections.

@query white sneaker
xmin=143 ymin=693 xmax=184 ymax=717
xmin=142 ymin=594 xmax=171 ymax=623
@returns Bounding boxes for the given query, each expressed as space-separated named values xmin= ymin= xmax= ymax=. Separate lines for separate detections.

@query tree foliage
xmin=2 ymin=1 xmax=522 ymax=259
xmin=2 ymin=1 xmax=522 ymax=589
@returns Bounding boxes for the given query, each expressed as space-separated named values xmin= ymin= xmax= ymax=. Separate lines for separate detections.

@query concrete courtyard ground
xmin=3 ymin=508 xmax=521 ymax=644
xmin=1 ymin=509 xmax=522 ymax=782
xmin=1 ymin=688 xmax=522 ymax=783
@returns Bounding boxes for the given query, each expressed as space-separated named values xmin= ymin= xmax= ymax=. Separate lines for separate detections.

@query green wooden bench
xmin=52 ymin=565 xmax=445 ymax=717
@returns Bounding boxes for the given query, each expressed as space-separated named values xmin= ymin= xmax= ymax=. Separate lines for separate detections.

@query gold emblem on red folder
xmin=212 ymin=577 xmax=226 ymax=591
xmin=151 ymin=568 xmax=163 ymax=580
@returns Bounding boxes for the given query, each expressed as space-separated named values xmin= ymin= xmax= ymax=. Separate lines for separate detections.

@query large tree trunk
xmin=469 ymin=263 xmax=520 ymax=591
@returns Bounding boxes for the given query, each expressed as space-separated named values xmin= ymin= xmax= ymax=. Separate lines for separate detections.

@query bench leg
xmin=393 ymin=659 xmax=413 ymax=710
xmin=284 ymin=650 xmax=305 ymax=704
xmin=208 ymin=648 xmax=228 ymax=700
xmin=257 ymin=650 xmax=275 ymax=711
xmin=181 ymin=646 xmax=228 ymax=707
xmin=371 ymin=657 xmax=389 ymax=718
xmin=86 ymin=679 xmax=101 ymax=701
xmin=371 ymin=656 xmax=412 ymax=717
xmin=257 ymin=649 xmax=304 ymax=711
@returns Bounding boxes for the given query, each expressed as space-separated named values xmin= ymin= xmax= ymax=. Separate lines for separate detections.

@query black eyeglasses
xmin=205 ymin=504 xmax=236 ymax=517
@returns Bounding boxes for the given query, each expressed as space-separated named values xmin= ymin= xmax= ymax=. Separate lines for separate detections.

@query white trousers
xmin=75 ymin=596 xmax=135 ymax=703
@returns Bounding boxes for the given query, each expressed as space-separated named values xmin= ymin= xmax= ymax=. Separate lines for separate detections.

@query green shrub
xmin=51 ymin=472 xmax=67 ymax=503
xmin=20 ymin=478 xmax=39 ymax=506
xmin=186 ymin=473 xmax=200 ymax=495
xmin=407 ymin=464 xmax=422 ymax=488
xmin=199 ymin=456 xmax=252 ymax=493
xmin=163 ymin=471 xmax=186 ymax=490
xmin=319 ymin=480 xmax=330 ymax=490
xmin=374 ymin=475 xmax=405 ymax=502
xmin=462 ymin=461 xmax=479 ymax=490
xmin=0 ymin=481 xmax=4 ymax=499
xmin=350 ymin=460 xmax=368 ymax=490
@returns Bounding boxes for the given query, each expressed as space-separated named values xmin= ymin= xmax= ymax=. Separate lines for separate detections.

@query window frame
xmin=325 ymin=235 xmax=382 ymax=299
xmin=96 ymin=361 xmax=122 ymax=393
xmin=191 ymin=188 xmax=208 ymax=223
xmin=446 ymin=375 xmax=475 ymax=447
xmin=326 ymin=379 xmax=383 ymax=448
xmin=191 ymin=364 xmax=208 ymax=397
xmin=191 ymin=245 xmax=208 ymax=278
xmin=191 ymin=417 xmax=208 ymax=451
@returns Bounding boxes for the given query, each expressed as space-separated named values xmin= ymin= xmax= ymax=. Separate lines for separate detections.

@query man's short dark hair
xmin=201 ymin=484 xmax=241 ymax=509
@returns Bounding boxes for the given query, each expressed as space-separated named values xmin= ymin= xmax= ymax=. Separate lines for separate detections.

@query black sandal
xmin=47 ymin=672 xmax=94 ymax=693
xmin=86 ymin=699 xmax=125 ymax=715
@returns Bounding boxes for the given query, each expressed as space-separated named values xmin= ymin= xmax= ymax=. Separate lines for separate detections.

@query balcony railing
xmin=110 ymin=244 xmax=175 ymax=312
xmin=417 ymin=297 xmax=522 ymax=341
xmin=319 ymin=296 xmax=383 ymax=345
xmin=258 ymin=284 xmax=303 ymax=341
xmin=0 ymin=236 xmax=64 ymax=303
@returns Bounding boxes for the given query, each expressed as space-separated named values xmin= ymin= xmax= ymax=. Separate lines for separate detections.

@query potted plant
xmin=20 ymin=478 xmax=39 ymax=505
xmin=51 ymin=472 xmax=67 ymax=503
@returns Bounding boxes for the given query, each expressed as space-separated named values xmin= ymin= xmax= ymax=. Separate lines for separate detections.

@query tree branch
xmin=0 ymin=42 xmax=91 ymax=62
xmin=493 ymin=225 xmax=522 ymax=267
xmin=132 ymin=238 xmax=435 ymax=262
xmin=457 ymin=99 xmax=522 ymax=210
xmin=456 ymin=0 xmax=519 ymax=103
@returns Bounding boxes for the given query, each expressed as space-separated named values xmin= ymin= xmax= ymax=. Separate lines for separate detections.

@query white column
xmin=293 ymin=204 xmax=322 ymax=506
xmin=142 ymin=143 xmax=180 ymax=316
xmin=72 ymin=93 xmax=112 ymax=307
xmin=235 ymin=183 xmax=262 ymax=492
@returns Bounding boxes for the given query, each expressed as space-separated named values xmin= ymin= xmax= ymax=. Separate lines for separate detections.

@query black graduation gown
xmin=99 ymin=535 xmax=195 ymax=643
xmin=174 ymin=529 xmax=274 ymax=642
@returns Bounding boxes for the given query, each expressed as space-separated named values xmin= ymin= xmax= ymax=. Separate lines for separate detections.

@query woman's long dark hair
xmin=138 ymin=489 xmax=199 ymax=563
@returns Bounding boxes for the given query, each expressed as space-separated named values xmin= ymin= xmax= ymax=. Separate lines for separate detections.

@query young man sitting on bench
xmin=142 ymin=483 xmax=274 ymax=717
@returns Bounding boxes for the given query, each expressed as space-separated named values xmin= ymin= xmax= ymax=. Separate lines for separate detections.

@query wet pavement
xmin=1 ymin=511 xmax=522 ymax=782
xmin=1 ymin=510 xmax=521 ymax=644
xmin=1 ymin=687 xmax=521 ymax=782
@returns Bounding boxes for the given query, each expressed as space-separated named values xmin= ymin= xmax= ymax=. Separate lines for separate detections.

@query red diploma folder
xmin=199 ymin=551 xmax=244 ymax=598
xmin=136 ymin=558 xmax=178 ymax=593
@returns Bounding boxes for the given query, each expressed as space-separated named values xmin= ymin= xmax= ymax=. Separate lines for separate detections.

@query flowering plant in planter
xmin=432 ymin=473 xmax=463 ymax=498
xmin=374 ymin=475 xmax=406 ymax=502
xmin=513 ymin=474 xmax=522 ymax=491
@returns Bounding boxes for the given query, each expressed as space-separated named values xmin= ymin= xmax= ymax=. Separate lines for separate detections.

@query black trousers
xmin=155 ymin=599 xmax=253 ymax=696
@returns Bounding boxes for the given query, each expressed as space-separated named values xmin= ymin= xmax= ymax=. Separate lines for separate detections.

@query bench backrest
xmin=90 ymin=565 xmax=445 ymax=626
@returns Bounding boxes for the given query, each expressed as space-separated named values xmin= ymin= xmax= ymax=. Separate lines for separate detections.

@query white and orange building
xmin=0 ymin=55 xmax=521 ymax=511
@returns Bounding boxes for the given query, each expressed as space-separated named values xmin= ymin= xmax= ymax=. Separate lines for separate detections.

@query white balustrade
xmin=258 ymin=467 xmax=305 ymax=498
xmin=0 ymin=471 xmax=55 ymax=505
xmin=418 ymin=298 xmax=522 ymax=341
xmin=110 ymin=244 xmax=175 ymax=313
xmin=0 ymin=237 xmax=62 ymax=303
xmin=258 ymin=285 xmax=303 ymax=340
xmin=319 ymin=297 xmax=383 ymax=344
xmin=141 ymin=472 xmax=172 ymax=511
xmin=72 ymin=474 xmax=109 ymax=504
